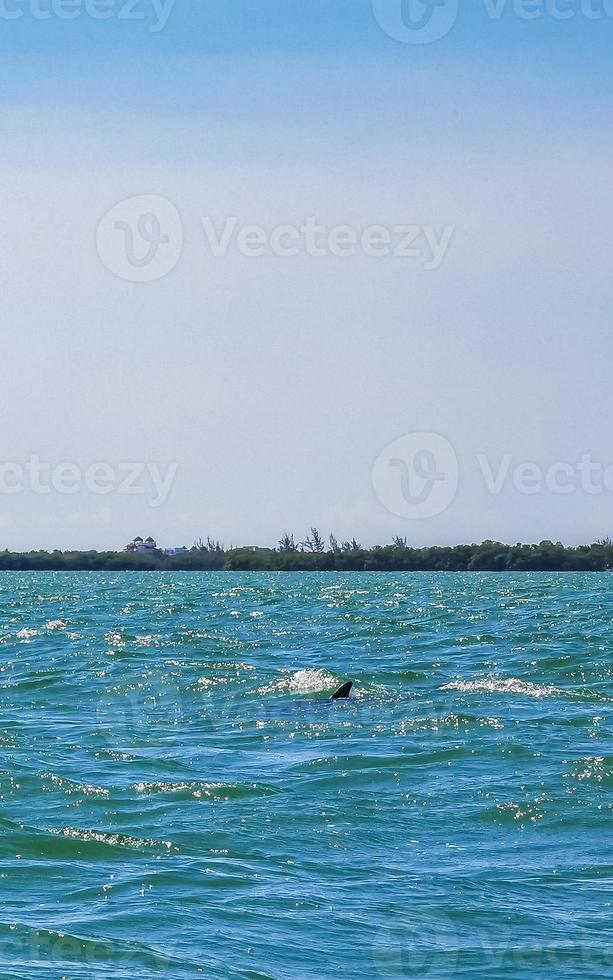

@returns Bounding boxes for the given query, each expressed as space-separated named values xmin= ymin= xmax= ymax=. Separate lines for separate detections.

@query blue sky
xmin=2 ymin=0 xmax=613 ymax=550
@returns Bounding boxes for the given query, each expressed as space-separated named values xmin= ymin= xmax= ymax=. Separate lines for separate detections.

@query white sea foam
xmin=51 ymin=827 xmax=176 ymax=850
xmin=104 ymin=631 xmax=125 ymax=647
xmin=442 ymin=677 xmax=562 ymax=699
xmin=288 ymin=668 xmax=338 ymax=693
xmin=16 ymin=628 xmax=38 ymax=640
xmin=258 ymin=668 xmax=338 ymax=696
xmin=45 ymin=619 xmax=67 ymax=631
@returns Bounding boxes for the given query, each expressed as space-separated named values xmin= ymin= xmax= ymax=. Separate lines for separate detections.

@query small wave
xmin=396 ymin=713 xmax=504 ymax=734
xmin=442 ymin=677 xmax=563 ymax=698
xmin=190 ymin=676 xmax=232 ymax=693
xmin=45 ymin=773 xmax=110 ymax=799
xmin=258 ymin=668 xmax=339 ymax=696
xmin=135 ymin=634 xmax=162 ymax=647
xmin=476 ymin=795 xmax=550 ymax=825
xmin=15 ymin=628 xmax=38 ymax=641
xmin=493 ymin=799 xmax=547 ymax=824
xmin=568 ymin=756 xmax=613 ymax=784
xmin=454 ymin=633 xmax=499 ymax=646
xmin=104 ymin=630 xmax=125 ymax=647
xmin=49 ymin=827 xmax=177 ymax=852
xmin=132 ymin=780 xmax=276 ymax=800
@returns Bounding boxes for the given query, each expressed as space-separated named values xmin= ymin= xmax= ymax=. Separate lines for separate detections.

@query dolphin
xmin=331 ymin=681 xmax=353 ymax=700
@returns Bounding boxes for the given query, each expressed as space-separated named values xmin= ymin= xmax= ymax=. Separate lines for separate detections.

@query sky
xmin=2 ymin=0 xmax=613 ymax=551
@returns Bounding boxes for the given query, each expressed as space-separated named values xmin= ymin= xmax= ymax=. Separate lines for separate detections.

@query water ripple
xmin=0 ymin=570 xmax=611 ymax=978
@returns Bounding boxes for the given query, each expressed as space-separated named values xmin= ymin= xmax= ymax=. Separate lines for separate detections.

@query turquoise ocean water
xmin=0 ymin=571 xmax=611 ymax=978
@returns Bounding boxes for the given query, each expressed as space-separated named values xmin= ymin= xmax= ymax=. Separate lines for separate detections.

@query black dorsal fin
xmin=331 ymin=681 xmax=353 ymax=700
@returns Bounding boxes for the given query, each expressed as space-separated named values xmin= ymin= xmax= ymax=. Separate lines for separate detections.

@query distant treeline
xmin=1 ymin=534 xmax=613 ymax=572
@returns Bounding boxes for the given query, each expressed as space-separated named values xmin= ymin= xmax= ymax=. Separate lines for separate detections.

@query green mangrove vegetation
xmin=1 ymin=533 xmax=613 ymax=571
